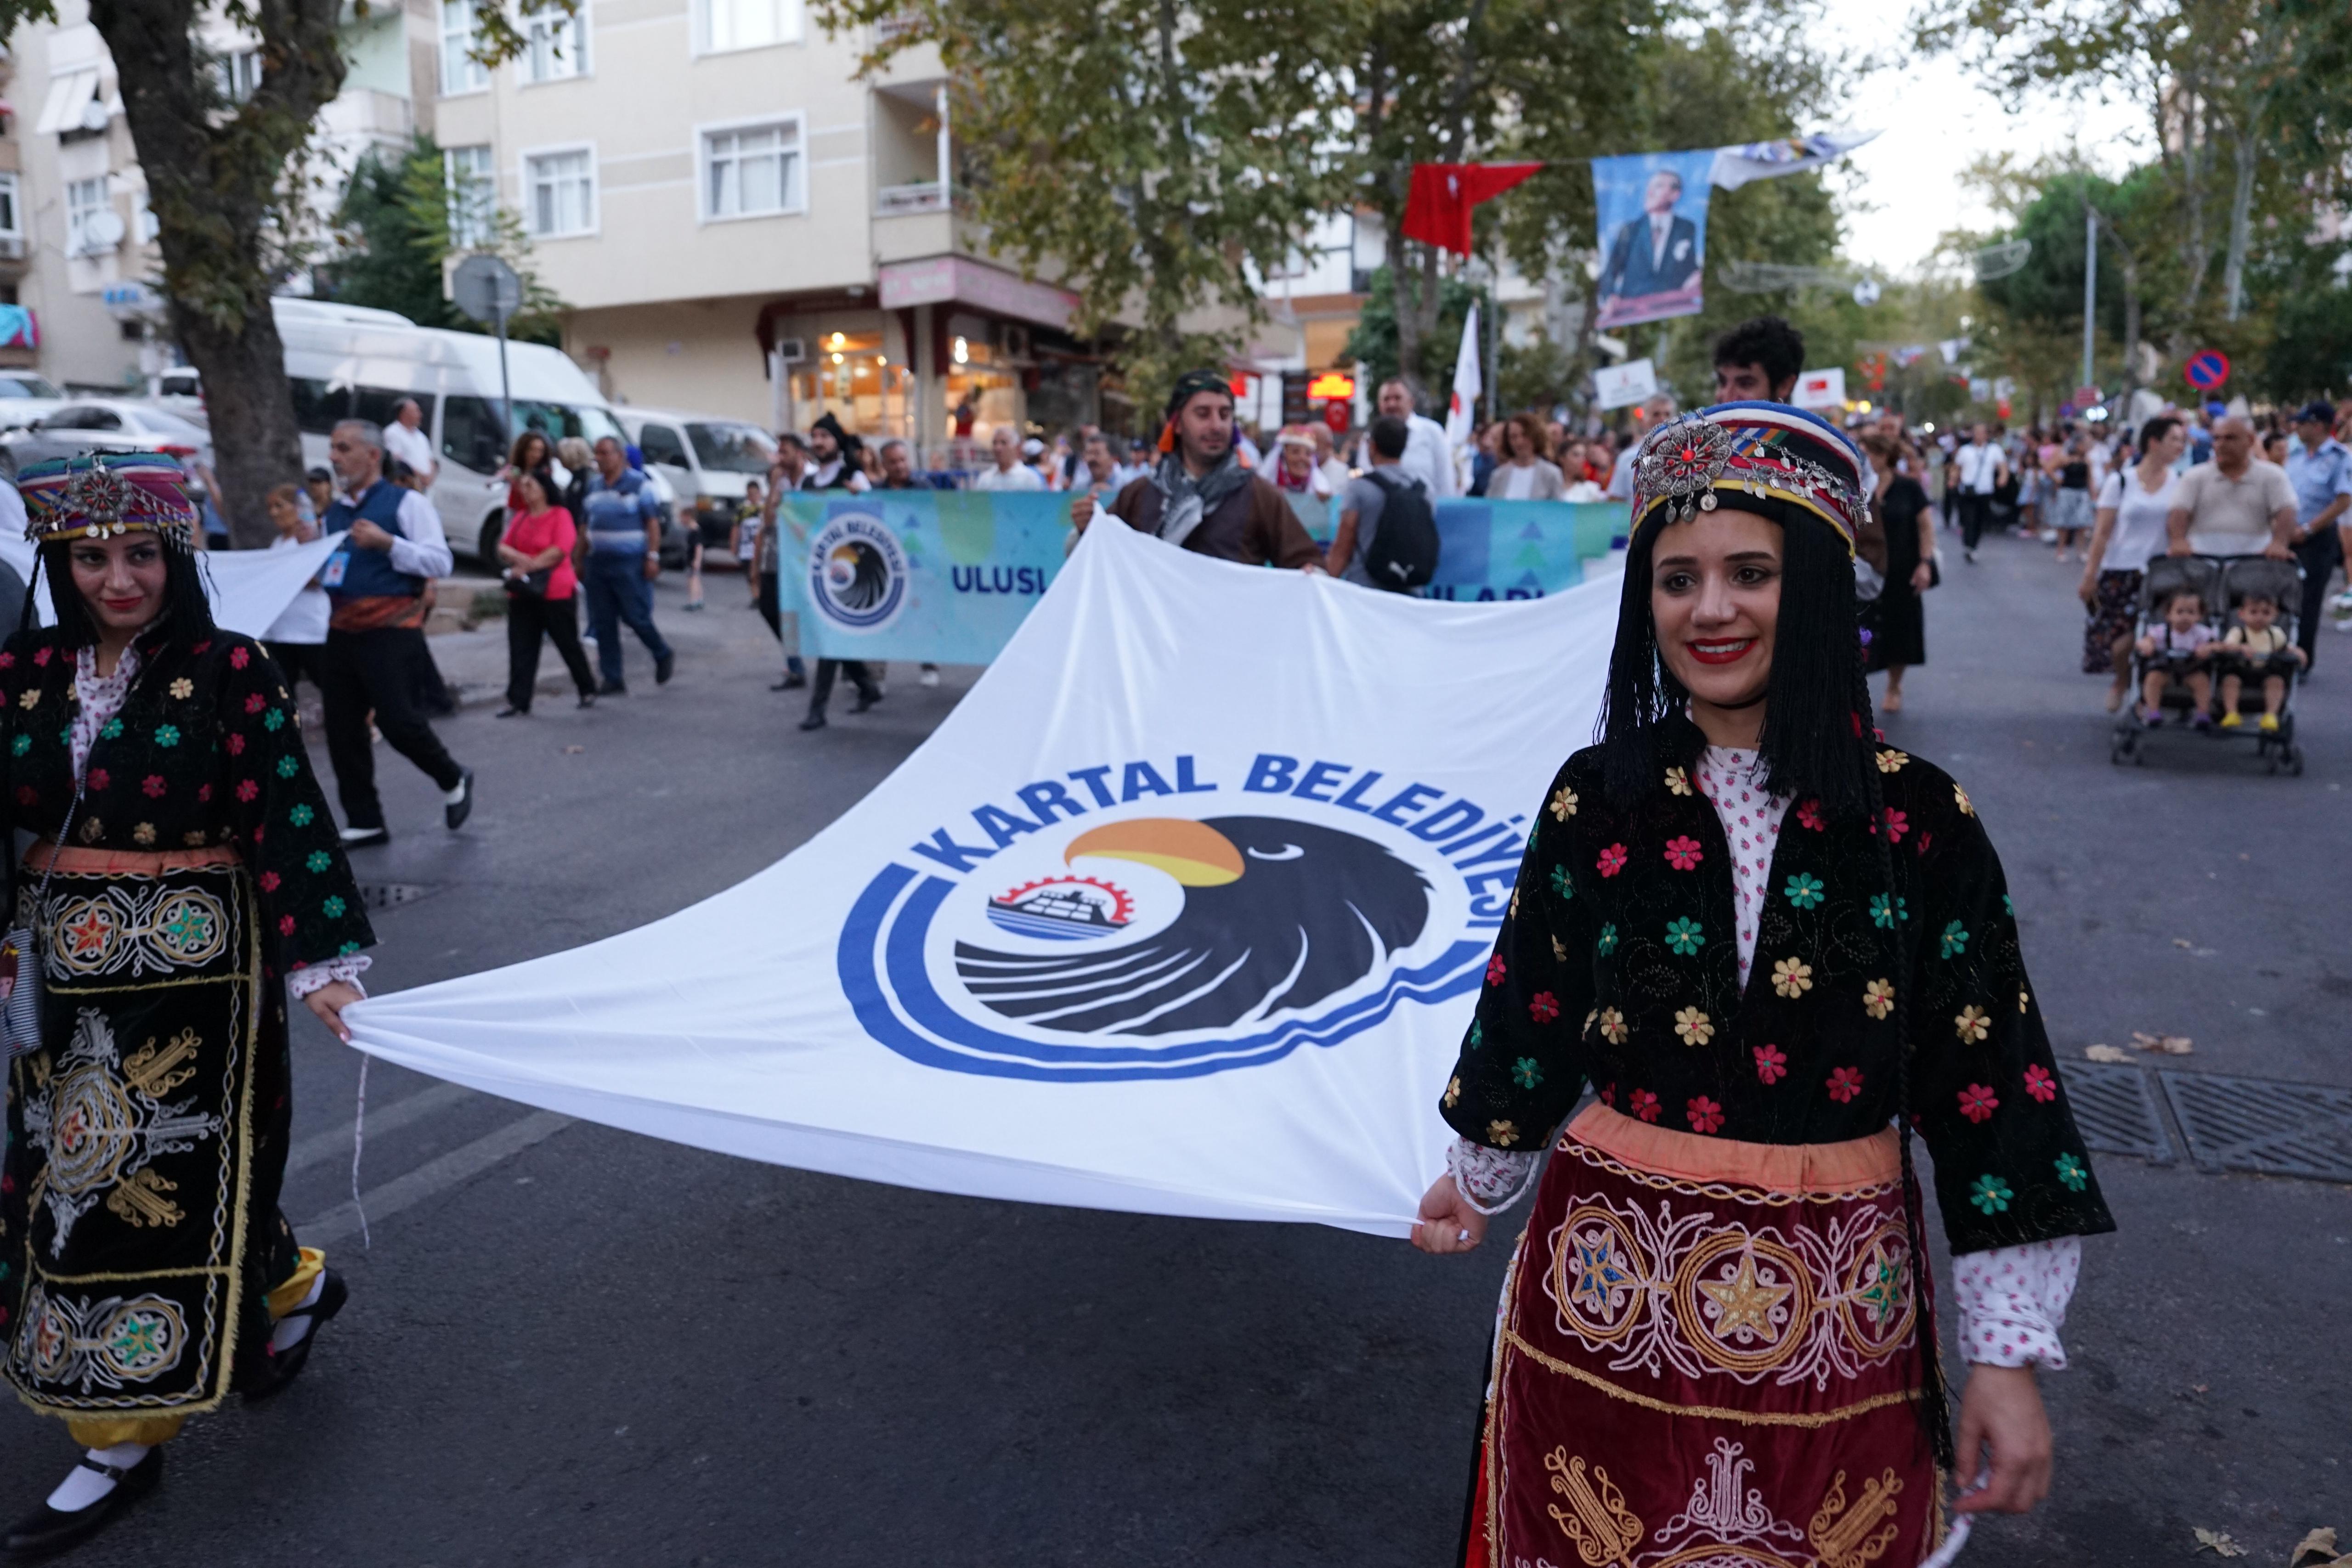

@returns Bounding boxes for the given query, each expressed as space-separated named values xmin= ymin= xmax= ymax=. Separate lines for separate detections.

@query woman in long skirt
xmin=1416 ymin=404 xmax=2113 ymax=1566
xmin=0 ymin=455 xmax=377 ymax=1555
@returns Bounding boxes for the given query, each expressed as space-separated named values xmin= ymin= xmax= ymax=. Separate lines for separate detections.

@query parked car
xmin=266 ymin=297 xmax=693 ymax=565
xmin=618 ymin=408 xmax=776 ymax=559
xmin=0 ymin=372 xmax=68 ymax=433
xmin=0 ymin=398 xmax=215 ymax=480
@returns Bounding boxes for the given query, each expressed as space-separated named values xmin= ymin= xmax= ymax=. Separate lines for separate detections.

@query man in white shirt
xmin=2166 ymin=417 xmax=2296 ymax=560
xmin=1952 ymin=422 xmax=2009 ymax=563
xmin=382 ymin=398 xmax=437 ymax=485
xmin=1605 ymin=395 xmax=1678 ymax=501
xmin=971 ymin=425 xmax=1046 ymax=491
xmin=1375 ymin=378 xmax=1455 ymax=498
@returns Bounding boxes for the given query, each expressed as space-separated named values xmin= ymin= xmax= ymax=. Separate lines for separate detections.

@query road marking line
xmin=284 ymin=1082 xmax=476 ymax=1180
xmin=294 ymin=1111 xmax=574 ymax=1247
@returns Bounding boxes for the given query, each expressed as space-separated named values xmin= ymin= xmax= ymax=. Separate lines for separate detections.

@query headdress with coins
xmin=17 ymin=452 xmax=201 ymax=549
xmin=1630 ymin=401 xmax=1870 ymax=556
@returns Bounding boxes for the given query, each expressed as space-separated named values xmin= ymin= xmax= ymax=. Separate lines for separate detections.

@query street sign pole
xmin=495 ymin=302 xmax=513 ymax=443
xmin=2082 ymin=203 xmax=2098 ymax=397
xmin=451 ymin=253 xmax=526 ymax=443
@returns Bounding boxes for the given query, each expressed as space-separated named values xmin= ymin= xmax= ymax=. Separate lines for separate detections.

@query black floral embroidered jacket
xmin=0 ymin=626 xmax=375 ymax=973
xmin=1442 ymin=741 xmax=2116 ymax=1256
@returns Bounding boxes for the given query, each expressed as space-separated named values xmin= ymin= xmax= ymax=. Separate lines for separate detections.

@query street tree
xmin=0 ymin=0 xmax=570 ymax=545
xmin=814 ymin=0 xmax=1360 ymax=417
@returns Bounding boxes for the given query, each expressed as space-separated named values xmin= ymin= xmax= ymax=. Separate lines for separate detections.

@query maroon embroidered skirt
xmin=1467 ymin=1103 xmax=1945 ymax=1568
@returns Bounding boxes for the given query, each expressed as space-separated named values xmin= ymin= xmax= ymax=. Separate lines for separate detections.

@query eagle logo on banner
xmin=838 ymin=755 xmax=1515 ymax=1082
xmin=805 ymin=508 xmax=910 ymax=632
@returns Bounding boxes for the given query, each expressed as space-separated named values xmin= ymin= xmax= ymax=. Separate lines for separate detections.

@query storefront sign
xmin=877 ymin=257 xmax=1080 ymax=333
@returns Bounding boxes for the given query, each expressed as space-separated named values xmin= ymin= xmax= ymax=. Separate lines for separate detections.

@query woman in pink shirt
xmin=496 ymin=469 xmax=597 ymax=715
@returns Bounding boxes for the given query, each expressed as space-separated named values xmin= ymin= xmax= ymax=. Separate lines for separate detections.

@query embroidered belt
xmin=1563 ymin=1101 xmax=1900 ymax=1201
xmin=24 ymin=842 xmax=244 ymax=877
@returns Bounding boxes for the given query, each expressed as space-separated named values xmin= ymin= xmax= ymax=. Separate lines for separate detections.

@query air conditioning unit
xmin=774 ymin=336 xmax=806 ymax=365
xmin=0 ymin=235 xmax=23 ymax=261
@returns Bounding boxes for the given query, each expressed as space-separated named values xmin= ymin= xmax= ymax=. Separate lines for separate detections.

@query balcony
xmin=877 ymin=180 xmax=949 ymax=217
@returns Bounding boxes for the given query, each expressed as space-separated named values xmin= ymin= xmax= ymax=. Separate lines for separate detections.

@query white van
xmin=269 ymin=297 xmax=633 ymax=563
xmin=616 ymin=407 xmax=776 ymax=559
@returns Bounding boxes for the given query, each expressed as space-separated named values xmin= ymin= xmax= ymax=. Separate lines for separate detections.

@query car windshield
xmin=510 ymin=401 xmax=625 ymax=449
xmin=0 ymin=376 xmax=62 ymax=400
xmin=130 ymin=407 xmax=209 ymax=440
xmin=686 ymin=422 xmax=776 ymax=474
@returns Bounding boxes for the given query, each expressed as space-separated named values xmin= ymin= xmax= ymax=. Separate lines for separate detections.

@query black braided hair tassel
xmin=1854 ymin=660 xmax=1958 ymax=1473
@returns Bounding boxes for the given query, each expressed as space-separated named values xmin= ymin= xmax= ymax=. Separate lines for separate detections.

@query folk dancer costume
xmin=0 ymin=456 xmax=375 ymax=1545
xmin=1441 ymin=405 xmax=2115 ymax=1568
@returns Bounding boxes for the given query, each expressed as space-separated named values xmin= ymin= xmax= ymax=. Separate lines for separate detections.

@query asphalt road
xmin=6 ymin=540 xmax=2345 ymax=1566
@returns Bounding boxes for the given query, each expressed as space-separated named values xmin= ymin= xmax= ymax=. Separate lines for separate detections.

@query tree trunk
xmin=2172 ymin=83 xmax=2212 ymax=339
xmin=92 ymin=0 xmax=346 ymax=548
xmin=2219 ymin=127 xmax=2257 ymax=322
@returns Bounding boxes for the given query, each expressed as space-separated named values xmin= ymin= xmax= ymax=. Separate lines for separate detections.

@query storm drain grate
xmin=2160 ymin=1072 xmax=2352 ymax=1184
xmin=354 ymin=882 xmax=439 ymax=912
xmin=2057 ymin=1062 xmax=2174 ymax=1163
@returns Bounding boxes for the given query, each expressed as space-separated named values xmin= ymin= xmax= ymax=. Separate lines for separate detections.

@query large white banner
xmin=0 ymin=534 xmax=335 ymax=640
xmin=347 ymin=522 xmax=1621 ymax=1235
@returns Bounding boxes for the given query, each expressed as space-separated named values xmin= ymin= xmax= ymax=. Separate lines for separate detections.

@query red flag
xmin=1400 ymin=163 xmax=1545 ymax=256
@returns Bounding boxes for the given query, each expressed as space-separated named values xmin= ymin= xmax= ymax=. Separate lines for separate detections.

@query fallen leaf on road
xmin=2131 ymin=1031 xmax=2194 ymax=1055
xmin=2085 ymin=1044 xmax=2132 ymax=1063
xmin=2194 ymin=1528 xmax=2245 ymax=1557
xmin=2290 ymin=1528 xmax=2341 ymax=1568
xmin=2190 ymin=1383 xmax=2208 ymax=1393
xmin=2174 ymin=938 xmax=2194 ymax=948
xmin=563 ymin=745 xmax=585 ymax=755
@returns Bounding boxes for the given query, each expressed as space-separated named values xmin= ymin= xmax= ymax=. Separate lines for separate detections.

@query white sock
xmin=47 ymin=1444 xmax=147 ymax=1512
xmin=270 ymin=1272 xmax=327 ymax=1354
xmin=443 ymin=777 xmax=469 ymax=805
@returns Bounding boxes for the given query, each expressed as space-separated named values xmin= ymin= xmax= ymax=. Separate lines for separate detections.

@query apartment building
xmin=3 ymin=0 xmax=435 ymax=390
xmin=430 ymin=0 xmax=1094 ymax=449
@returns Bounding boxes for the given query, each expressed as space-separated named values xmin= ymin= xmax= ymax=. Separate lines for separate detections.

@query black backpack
xmin=1362 ymin=470 xmax=1440 ymax=592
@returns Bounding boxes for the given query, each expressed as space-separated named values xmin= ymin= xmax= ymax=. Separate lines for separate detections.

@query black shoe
xmin=598 ymin=680 xmax=628 ymax=696
xmin=494 ymin=705 xmax=527 ymax=719
xmin=338 ymin=826 xmax=390 ymax=850
xmin=243 ymin=1270 xmax=349 ymax=1406
xmin=850 ymin=688 xmax=883 ymax=714
xmin=577 ymin=691 xmax=596 ymax=709
xmin=4 ymin=1446 xmax=163 ymax=1557
xmin=769 ymin=676 xmax=808 ymax=692
xmin=655 ymin=651 xmax=676 ymax=685
xmin=444 ymin=767 xmax=475 ymax=831
xmin=798 ymin=712 xmax=827 ymax=731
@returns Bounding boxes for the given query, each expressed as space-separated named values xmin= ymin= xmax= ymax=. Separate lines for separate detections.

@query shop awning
xmin=878 ymin=256 xmax=1079 ymax=334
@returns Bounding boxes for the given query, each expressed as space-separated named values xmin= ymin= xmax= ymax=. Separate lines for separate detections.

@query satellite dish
xmin=1851 ymin=277 xmax=1883 ymax=308
xmin=1972 ymin=239 xmax=2032 ymax=282
xmin=77 ymin=100 xmax=110 ymax=134
xmin=83 ymin=210 xmax=126 ymax=250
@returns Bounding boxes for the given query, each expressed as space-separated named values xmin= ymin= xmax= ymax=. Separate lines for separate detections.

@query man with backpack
xmin=1072 ymin=368 xmax=1326 ymax=571
xmin=1328 ymin=415 xmax=1442 ymax=593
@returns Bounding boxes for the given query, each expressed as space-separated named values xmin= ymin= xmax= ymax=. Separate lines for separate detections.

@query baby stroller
xmin=2111 ymin=555 xmax=2304 ymax=774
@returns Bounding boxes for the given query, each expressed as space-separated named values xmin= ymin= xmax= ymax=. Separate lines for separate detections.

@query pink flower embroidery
xmin=197 ymin=784 xmax=212 ymax=803
xmin=230 ymin=646 xmax=250 ymax=669
xmin=0 ymin=652 xmax=12 ymax=669
xmin=1529 ymin=991 xmax=1560 ymax=1023
xmin=1915 ymin=830 xmax=1934 ymax=857
xmin=1597 ymin=1083 xmax=1616 ymax=1108
xmin=1597 ymin=843 xmax=1628 ymax=878
xmin=2024 ymin=1065 xmax=2057 ymax=1103
xmin=1485 ymin=954 xmax=1506 ymax=987
xmin=1796 ymin=798 xmax=1825 ymax=832
xmin=1686 ymin=1095 xmax=1725 ymax=1134
xmin=1753 ymin=1044 xmax=1788 ymax=1085
xmin=1826 ymin=1066 xmax=1866 ymax=1104
xmin=1958 ymin=1083 xmax=2000 ymax=1123
xmin=236 ymin=779 xmax=260 ymax=802
xmin=32 ymin=647 xmax=51 ymax=667
xmin=1629 ymin=1088 xmax=1662 ymax=1123
xmin=142 ymin=775 xmax=166 ymax=798
xmin=88 ymin=768 xmax=109 ymax=792
xmin=1663 ymin=835 xmax=1704 ymax=871
xmin=1872 ymin=808 xmax=1909 ymax=844
xmin=278 ymin=914 xmax=296 ymax=936
xmin=260 ymin=871 xmax=281 ymax=892
xmin=226 ymin=733 xmax=246 ymax=756
xmin=245 ymin=693 xmax=266 ymax=714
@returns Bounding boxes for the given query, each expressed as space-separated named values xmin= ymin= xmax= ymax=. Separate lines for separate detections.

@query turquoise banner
xmin=782 ymin=491 xmax=1628 ymax=662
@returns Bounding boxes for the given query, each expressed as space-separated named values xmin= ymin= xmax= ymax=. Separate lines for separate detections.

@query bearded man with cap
xmin=1418 ymin=403 xmax=2113 ymax=1567
xmin=1069 ymin=370 xmax=1326 ymax=569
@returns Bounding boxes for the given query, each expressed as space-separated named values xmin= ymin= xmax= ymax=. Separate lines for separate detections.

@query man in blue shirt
xmin=2286 ymin=401 xmax=2349 ymax=671
xmin=582 ymin=434 xmax=676 ymax=694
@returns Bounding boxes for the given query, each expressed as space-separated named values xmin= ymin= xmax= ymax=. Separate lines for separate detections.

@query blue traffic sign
xmin=2184 ymin=350 xmax=2231 ymax=391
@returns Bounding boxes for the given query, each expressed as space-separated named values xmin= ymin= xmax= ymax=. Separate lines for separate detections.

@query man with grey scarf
xmin=1070 ymin=369 xmax=1327 ymax=570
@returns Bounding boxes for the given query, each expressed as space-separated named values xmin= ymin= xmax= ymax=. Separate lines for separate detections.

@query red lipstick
xmin=1686 ymin=637 xmax=1755 ymax=666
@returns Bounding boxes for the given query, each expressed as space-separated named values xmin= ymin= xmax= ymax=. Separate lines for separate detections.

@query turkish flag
xmin=1400 ymin=163 xmax=1545 ymax=256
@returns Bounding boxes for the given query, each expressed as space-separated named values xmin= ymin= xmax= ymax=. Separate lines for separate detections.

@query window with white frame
xmin=702 ymin=120 xmax=802 ymax=220
xmin=218 ymin=48 xmax=263 ymax=103
xmin=700 ymin=0 xmax=802 ymax=54
xmin=525 ymin=148 xmax=595 ymax=237
xmin=444 ymin=144 xmax=497 ymax=248
xmin=521 ymin=0 xmax=589 ymax=83
xmin=440 ymin=0 xmax=489 ymax=94
xmin=0 ymin=174 xmax=19 ymax=239
xmin=66 ymin=177 xmax=110 ymax=256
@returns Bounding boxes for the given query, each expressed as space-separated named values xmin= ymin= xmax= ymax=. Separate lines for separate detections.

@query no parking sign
xmin=2184 ymin=350 xmax=2231 ymax=392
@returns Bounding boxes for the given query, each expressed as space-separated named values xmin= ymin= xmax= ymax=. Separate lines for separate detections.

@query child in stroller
xmin=2215 ymin=590 xmax=2306 ymax=733
xmin=2135 ymin=587 xmax=2216 ymax=728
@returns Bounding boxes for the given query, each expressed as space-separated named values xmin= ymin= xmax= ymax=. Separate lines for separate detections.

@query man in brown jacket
xmin=1070 ymin=369 xmax=1326 ymax=570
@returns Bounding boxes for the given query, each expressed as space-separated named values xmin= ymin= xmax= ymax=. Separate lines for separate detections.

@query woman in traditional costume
xmin=0 ymin=455 xmax=376 ymax=1555
xmin=1416 ymin=404 xmax=2114 ymax=1567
